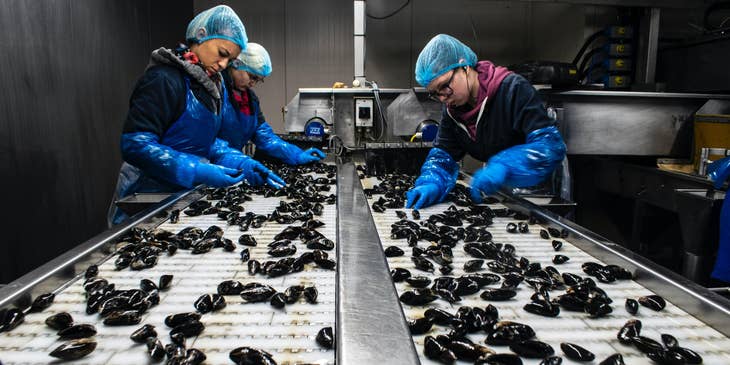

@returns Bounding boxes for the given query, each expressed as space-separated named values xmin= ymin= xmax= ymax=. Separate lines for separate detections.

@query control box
xmin=355 ymin=98 xmax=373 ymax=127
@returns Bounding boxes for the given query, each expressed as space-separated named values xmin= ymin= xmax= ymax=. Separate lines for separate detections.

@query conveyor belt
xmin=0 ymin=171 xmax=337 ymax=365
xmin=362 ymin=175 xmax=730 ymax=364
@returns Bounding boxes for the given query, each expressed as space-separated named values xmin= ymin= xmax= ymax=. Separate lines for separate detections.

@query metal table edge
xmin=0 ymin=188 xmax=204 ymax=310
xmin=335 ymin=159 xmax=420 ymax=365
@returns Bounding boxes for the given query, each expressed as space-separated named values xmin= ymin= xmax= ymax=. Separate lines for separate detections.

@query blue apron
xmin=218 ymin=89 xmax=258 ymax=151
xmin=712 ymin=195 xmax=730 ymax=282
xmin=107 ymin=78 xmax=227 ymax=225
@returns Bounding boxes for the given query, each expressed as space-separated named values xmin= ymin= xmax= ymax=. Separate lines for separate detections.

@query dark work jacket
xmin=434 ymin=73 xmax=556 ymax=162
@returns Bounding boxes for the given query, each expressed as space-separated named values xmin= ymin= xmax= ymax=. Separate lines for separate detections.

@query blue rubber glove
xmin=239 ymin=158 xmax=287 ymax=189
xmin=295 ymin=148 xmax=326 ymax=165
xmin=708 ymin=156 xmax=730 ymax=189
xmin=470 ymin=163 xmax=509 ymax=203
xmin=405 ymin=183 xmax=442 ymax=210
xmin=193 ymin=164 xmax=245 ymax=187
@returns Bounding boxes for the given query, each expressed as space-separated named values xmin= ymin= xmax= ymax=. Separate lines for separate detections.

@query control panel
xmin=355 ymin=98 xmax=373 ymax=127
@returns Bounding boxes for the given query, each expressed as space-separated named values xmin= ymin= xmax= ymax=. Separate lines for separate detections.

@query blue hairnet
xmin=186 ymin=5 xmax=248 ymax=51
xmin=231 ymin=43 xmax=272 ymax=77
xmin=415 ymin=34 xmax=477 ymax=87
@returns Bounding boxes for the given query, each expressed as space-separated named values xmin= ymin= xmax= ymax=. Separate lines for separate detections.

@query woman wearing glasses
xmin=220 ymin=43 xmax=326 ymax=168
xmin=405 ymin=34 xmax=566 ymax=209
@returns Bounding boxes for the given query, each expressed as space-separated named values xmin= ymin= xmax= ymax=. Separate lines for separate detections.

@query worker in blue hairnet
xmin=108 ymin=5 xmax=284 ymax=225
xmin=708 ymin=157 xmax=730 ymax=283
xmin=220 ymin=43 xmax=326 ymax=165
xmin=405 ymin=34 xmax=567 ymax=209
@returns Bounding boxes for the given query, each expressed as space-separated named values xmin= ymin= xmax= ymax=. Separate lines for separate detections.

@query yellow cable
xmin=410 ymin=134 xmax=418 ymax=142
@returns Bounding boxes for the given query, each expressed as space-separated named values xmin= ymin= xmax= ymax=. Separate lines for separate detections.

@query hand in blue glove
xmin=239 ymin=158 xmax=287 ymax=189
xmin=405 ymin=183 xmax=442 ymax=210
xmin=470 ymin=163 xmax=509 ymax=203
xmin=295 ymin=148 xmax=326 ymax=165
xmin=194 ymin=163 xmax=245 ymax=188
xmin=708 ymin=156 xmax=730 ymax=189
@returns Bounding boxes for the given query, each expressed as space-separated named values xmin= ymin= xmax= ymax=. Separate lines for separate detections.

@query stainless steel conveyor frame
xmin=1 ymin=157 xmax=730 ymax=364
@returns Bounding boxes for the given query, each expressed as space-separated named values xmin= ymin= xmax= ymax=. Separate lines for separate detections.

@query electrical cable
xmin=572 ymin=29 xmax=606 ymax=66
xmin=367 ymin=0 xmax=410 ymax=20
xmin=578 ymin=47 xmax=606 ymax=80
xmin=704 ymin=1 xmax=730 ymax=32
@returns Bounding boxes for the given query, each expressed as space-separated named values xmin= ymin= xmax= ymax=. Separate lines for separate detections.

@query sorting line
xmin=361 ymin=176 xmax=730 ymax=365
xmin=0 ymin=172 xmax=337 ymax=365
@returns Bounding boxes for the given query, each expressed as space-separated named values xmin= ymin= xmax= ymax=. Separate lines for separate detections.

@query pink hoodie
xmin=448 ymin=61 xmax=513 ymax=140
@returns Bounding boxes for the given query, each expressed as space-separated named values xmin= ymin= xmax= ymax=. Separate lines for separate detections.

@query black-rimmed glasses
xmin=427 ymin=69 xmax=457 ymax=101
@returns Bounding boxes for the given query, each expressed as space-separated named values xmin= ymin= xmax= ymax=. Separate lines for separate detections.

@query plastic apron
xmin=107 ymin=78 xmax=226 ymax=226
xmin=218 ymin=89 xmax=259 ymax=151
xmin=712 ymin=195 xmax=730 ymax=282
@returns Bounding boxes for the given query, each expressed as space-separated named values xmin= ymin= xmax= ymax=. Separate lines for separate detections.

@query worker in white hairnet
xmin=219 ymin=43 xmax=326 ymax=165
xmin=406 ymin=34 xmax=567 ymax=209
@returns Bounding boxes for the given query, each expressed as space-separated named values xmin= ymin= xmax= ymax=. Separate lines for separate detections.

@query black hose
xmin=367 ymin=0 xmax=410 ymax=20
xmin=572 ymin=30 xmax=606 ymax=66
xmin=578 ymin=47 xmax=606 ymax=79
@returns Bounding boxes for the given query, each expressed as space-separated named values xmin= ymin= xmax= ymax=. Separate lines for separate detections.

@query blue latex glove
xmin=708 ymin=156 xmax=730 ymax=189
xmin=405 ymin=183 xmax=442 ymax=210
xmin=239 ymin=158 xmax=287 ymax=189
xmin=294 ymin=148 xmax=326 ymax=165
xmin=193 ymin=164 xmax=245 ymax=187
xmin=470 ymin=163 xmax=509 ymax=203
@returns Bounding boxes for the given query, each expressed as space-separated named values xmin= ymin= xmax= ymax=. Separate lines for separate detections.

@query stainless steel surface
xmin=0 ymin=189 xmax=203 ymax=312
xmin=335 ymin=161 xmax=420 ymax=365
xmin=541 ymin=89 xmax=730 ymax=99
xmin=353 ymin=0 xmax=366 ymax=83
xmin=636 ymin=7 xmax=660 ymax=84
xmin=505 ymin=0 xmax=703 ymax=7
xmin=543 ymin=91 xmax=706 ymax=155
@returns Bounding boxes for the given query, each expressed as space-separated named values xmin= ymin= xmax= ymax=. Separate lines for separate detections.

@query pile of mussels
xmin=365 ymin=172 xmax=704 ymax=365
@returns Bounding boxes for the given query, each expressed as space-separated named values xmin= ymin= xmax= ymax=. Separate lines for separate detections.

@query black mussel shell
xmin=170 ymin=319 xmax=204 ymax=338
xmin=464 ymin=259 xmax=485 ymax=272
xmin=85 ymin=265 xmax=98 ymax=279
xmin=625 ymin=298 xmax=638 ymax=315
xmin=229 ymin=346 xmax=276 ymax=365
xmin=103 ymin=310 xmax=141 ymax=326
xmin=316 ymin=326 xmax=334 ymax=349
xmin=164 ymin=312 xmax=201 ymax=328
xmin=408 ymin=317 xmax=433 ymax=334
xmin=561 ymin=342 xmax=595 ymax=361
xmin=539 ymin=356 xmax=562 ymax=365
xmin=584 ymin=297 xmax=612 ymax=318
xmin=194 ymin=294 xmax=213 ymax=314
xmin=405 ymin=275 xmax=432 ymax=288
xmin=671 ymin=346 xmax=703 ymax=364
xmin=552 ymin=255 xmax=570 ymax=265
xmin=424 ymin=308 xmax=455 ymax=326
xmin=395 ymin=210 xmax=406 ymax=219
xmin=384 ymin=246 xmax=405 ymax=257
xmin=58 ymin=324 xmax=97 ymax=339
xmin=552 ymin=240 xmax=563 ymax=251
xmin=506 ymin=223 xmax=518 ymax=233
xmin=440 ymin=265 xmax=454 ymax=275
xmin=412 ymin=209 xmax=420 ymax=220
xmin=661 ymin=333 xmax=679 ymax=348
xmin=130 ymin=324 xmax=157 ymax=343
xmin=241 ymin=285 xmax=277 ymax=303
xmin=248 ymin=260 xmax=261 ymax=275
xmin=647 ymin=348 xmax=687 ymax=364
xmin=480 ymin=288 xmax=517 ymax=301
xmin=270 ymin=293 xmax=287 ymax=309
xmin=475 ymin=353 xmax=524 ymax=365
xmin=399 ymin=289 xmax=437 ymax=306
xmin=447 ymin=339 xmax=492 ymax=361
xmin=285 ymin=285 xmax=305 ymax=304
xmin=170 ymin=331 xmax=186 ymax=347
xmin=523 ymin=300 xmax=560 ymax=317
xmin=238 ymin=234 xmax=257 ymax=246
xmin=29 ymin=293 xmax=55 ymax=313
xmin=303 ymin=286 xmax=318 ymax=304
xmin=185 ymin=348 xmax=207 ymax=365
xmin=45 ymin=312 xmax=74 ymax=331
xmin=598 ymin=353 xmax=625 ymax=365
xmin=159 ymin=274 xmax=173 ymax=290
xmin=632 ymin=335 xmax=664 ymax=354
xmin=146 ymin=338 xmax=166 ymax=361
xmin=392 ymin=268 xmax=411 ymax=282
xmin=218 ymin=280 xmax=244 ymax=295
xmin=49 ymin=338 xmax=97 ymax=361
xmin=509 ymin=340 xmax=554 ymax=358
xmin=638 ymin=294 xmax=666 ymax=311
xmin=617 ymin=319 xmax=642 ymax=344
xmin=540 ymin=229 xmax=550 ymax=239
xmin=486 ymin=321 xmax=536 ymax=346
xmin=140 ymin=279 xmax=158 ymax=293
xmin=412 ymin=256 xmax=435 ymax=272
xmin=315 ymin=257 xmax=337 ymax=270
